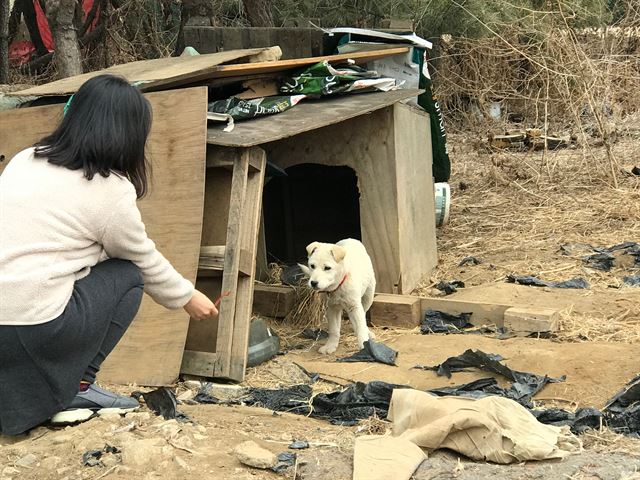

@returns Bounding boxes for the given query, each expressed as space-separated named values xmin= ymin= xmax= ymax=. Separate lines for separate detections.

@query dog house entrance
xmin=263 ymin=163 xmax=361 ymax=265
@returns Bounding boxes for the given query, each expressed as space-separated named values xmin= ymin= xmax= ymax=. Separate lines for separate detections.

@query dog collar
xmin=326 ymin=274 xmax=349 ymax=294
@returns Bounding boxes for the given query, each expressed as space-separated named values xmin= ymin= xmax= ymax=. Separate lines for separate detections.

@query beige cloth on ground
xmin=353 ymin=435 xmax=427 ymax=480
xmin=353 ymin=389 xmax=582 ymax=480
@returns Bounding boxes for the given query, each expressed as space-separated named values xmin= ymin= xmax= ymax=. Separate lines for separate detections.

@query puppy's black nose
xmin=310 ymin=280 xmax=318 ymax=288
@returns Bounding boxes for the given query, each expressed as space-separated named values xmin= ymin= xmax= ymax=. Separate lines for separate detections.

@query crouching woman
xmin=0 ymin=74 xmax=216 ymax=435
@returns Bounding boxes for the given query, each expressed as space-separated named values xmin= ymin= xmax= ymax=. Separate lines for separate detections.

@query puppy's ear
xmin=306 ymin=241 xmax=320 ymax=257
xmin=298 ymin=263 xmax=310 ymax=276
xmin=331 ymin=245 xmax=347 ymax=263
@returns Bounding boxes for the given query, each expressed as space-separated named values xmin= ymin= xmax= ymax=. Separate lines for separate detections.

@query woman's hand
xmin=184 ymin=289 xmax=218 ymax=321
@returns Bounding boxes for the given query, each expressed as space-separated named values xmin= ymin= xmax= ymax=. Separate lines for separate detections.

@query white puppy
xmin=298 ymin=238 xmax=376 ymax=354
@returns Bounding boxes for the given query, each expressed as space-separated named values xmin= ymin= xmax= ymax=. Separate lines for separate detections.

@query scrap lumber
xmin=369 ymin=293 xmax=422 ymax=327
xmin=9 ymin=47 xmax=275 ymax=97
xmin=201 ymin=46 xmax=410 ymax=79
xmin=488 ymin=129 xmax=570 ymax=151
xmin=503 ymin=307 xmax=559 ymax=336
xmin=252 ymin=284 xmax=296 ymax=318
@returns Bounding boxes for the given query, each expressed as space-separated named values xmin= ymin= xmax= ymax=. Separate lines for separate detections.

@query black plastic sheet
xmin=507 ymin=275 xmax=589 ymax=289
xmin=241 ymin=384 xmax=313 ymax=416
xmin=582 ymin=242 xmax=640 ymax=271
xmin=435 ymin=280 xmax=465 ymax=295
xmin=420 ymin=310 xmax=473 ymax=334
xmin=301 ymin=328 xmax=329 ymax=341
xmin=624 ymin=275 xmax=640 ymax=286
xmin=272 ymin=452 xmax=297 ymax=473
xmin=418 ymin=349 xmax=565 ymax=406
xmin=133 ymin=387 xmax=191 ymax=422
xmin=337 ymin=340 xmax=398 ymax=366
xmin=311 ymin=381 xmax=409 ymax=425
xmin=530 ymin=407 xmax=603 ymax=434
xmin=459 ymin=256 xmax=482 ymax=267
xmin=289 ymin=440 xmax=309 ymax=450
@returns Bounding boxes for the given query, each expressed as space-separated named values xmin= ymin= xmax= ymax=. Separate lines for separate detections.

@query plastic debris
xmin=280 ymin=61 xmax=398 ymax=97
xmin=312 ymin=381 xmax=409 ymax=425
xmin=506 ymin=274 xmax=589 ymax=289
xmin=208 ymin=95 xmax=306 ymax=122
xmin=435 ymin=280 xmax=465 ymax=295
xmin=337 ymin=340 xmax=398 ymax=366
xmin=288 ymin=440 xmax=309 ymax=450
xmin=301 ymin=328 xmax=329 ymax=341
xmin=624 ymin=275 xmax=640 ymax=286
xmin=417 ymin=349 xmax=565 ymax=406
xmin=420 ymin=310 xmax=473 ymax=334
xmin=272 ymin=452 xmax=297 ymax=473
xmin=581 ymin=242 xmax=640 ymax=271
xmin=459 ymin=256 xmax=482 ymax=267
xmin=133 ymin=387 xmax=191 ymax=422
xmin=82 ymin=445 xmax=120 ymax=467
xmin=82 ymin=449 xmax=103 ymax=467
xmin=530 ymin=407 xmax=603 ymax=434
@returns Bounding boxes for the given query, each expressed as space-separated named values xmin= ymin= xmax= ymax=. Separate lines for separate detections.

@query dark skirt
xmin=0 ymin=259 xmax=142 ymax=435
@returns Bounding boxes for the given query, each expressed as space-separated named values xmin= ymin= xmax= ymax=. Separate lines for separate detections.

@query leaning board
xmin=0 ymin=87 xmax=207 ymax=385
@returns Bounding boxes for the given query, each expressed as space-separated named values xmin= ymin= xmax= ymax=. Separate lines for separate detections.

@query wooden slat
xmin=180 ymin=350 xmax=218 ymax=377
xmin=252 ymin=284 xmax=296 ymax=318
xmin=199 ymin=247 xmax=253 ymax=276
xmin=214 ymin=150 xmax=249 ymax=377
xmin=207 ymin=89 xmax=422 ymax=148
xmin=206 ymin=146 xmax=263 ymax=172
xmin=202 ymin=46 xmax=410 ymax=79
xmin=10 ymin=48 xmax=270 ymax=97
xmin=0 ymin=88 xmax=207 ymax=385
xmin=228 ymin=147 xmax=267 ymax=381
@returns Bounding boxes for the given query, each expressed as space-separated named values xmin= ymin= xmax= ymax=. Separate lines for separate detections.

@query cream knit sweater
xmin=0 ymin=148 xmax=194 ymax=325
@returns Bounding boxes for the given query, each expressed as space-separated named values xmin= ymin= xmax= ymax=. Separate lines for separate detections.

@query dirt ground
xmin=2 ymin=135 xmax=640 ymax=479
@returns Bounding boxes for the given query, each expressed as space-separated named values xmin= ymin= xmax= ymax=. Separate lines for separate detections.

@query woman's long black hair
xmin=34 ymin=74 xmax=152 ymax=198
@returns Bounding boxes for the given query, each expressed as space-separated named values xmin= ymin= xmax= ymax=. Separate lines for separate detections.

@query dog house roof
xmin=206 ymin=88 xmax=422 ymax=147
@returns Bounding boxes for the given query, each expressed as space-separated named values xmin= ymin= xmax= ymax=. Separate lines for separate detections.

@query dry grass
xmin=262 ymin=263 xmax=326 ymax=329
xmin=582 ymin=428 xmax=640 ymax=457
xmin=416 ymin=135 xmax=640 ymax=293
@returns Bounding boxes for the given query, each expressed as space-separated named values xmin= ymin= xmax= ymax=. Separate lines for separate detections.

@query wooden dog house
xmin=206 ymin=90 xmax=438 ymax=295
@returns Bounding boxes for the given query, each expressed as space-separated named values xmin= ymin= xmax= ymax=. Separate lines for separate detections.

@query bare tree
xmin=242 ymin=0 xmax=274 ymax=27
xmin=49 ymin=0 xmax=82 ymax=78
xmin=0 ymin=0 xmax=10 ymax=83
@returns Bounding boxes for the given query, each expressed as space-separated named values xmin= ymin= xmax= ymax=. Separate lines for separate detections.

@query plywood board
xmin=207 ymin=89 xmax=421 ymax=147
xmin=393 ymin=103 xmax=437 ymax=292
xmin=0 ymin=88 xmax=208 ymax=385
xmin=202 ymin=46 xmax=410 ymax=79
xmin=10 ymin=48 xmax=269 ymax=97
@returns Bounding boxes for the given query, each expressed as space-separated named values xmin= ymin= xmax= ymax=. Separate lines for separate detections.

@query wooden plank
xmin=0 ymin=88 xmax=207 ymax=386
xmin=421 ymin=298 xmax=512 ymax=328
xmin=503 ymin=307 xmax=559 ymax=335
xmin=228 ymin=147 xmax=267 ymax=381
xmin=207 ymin=89 xmax=421 ymax=148
xmin=207 ymin=146 xmax=262 ymax=171
xmin=180 ymin=350 xmax=218 ymax=377
xmin=199 ymin=247 xmax=253 ymax=276
xmin=393 ymin=103 xmax=437 ymax=292
xmin=10 ymin=48 xmax=270 ymax=97
xmin=201 ymin=46 xmax=410 ymax=79
xmin=369 ymin=293 xmax=422 ymax=327
xmin=214 ymin=150 xmax=249 ymax=377
xmin=252 ymin=284 xmax=296 ymax=318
